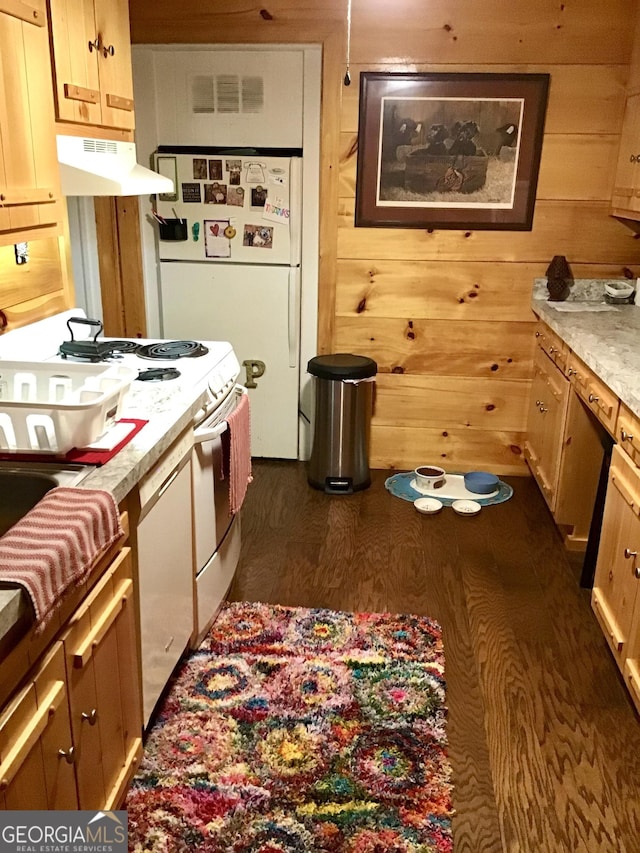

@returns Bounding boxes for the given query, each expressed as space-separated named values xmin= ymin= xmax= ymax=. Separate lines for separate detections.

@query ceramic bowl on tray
xmin=463 ymin=471 xmax=499 ymax=495
xmin=414 ymin=497 xmax=443 ymax=515
xmin=452 ymin=499 xmax=481 ymax=516
xmin=414 ymin=465 xmax=446 ymax=490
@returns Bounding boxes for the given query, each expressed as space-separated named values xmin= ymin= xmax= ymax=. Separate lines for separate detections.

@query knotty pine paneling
xmin=335 ymin=317 xmax=535 ymax=379
xmin=371 ymin=424 xmax=526 ymax=474
xmin=374 ymin=374 xmax=530 ymax=432
xmin=350 ymin=0 xmax=635 ymax=65
xmin=128 ymin=0 xmax=640 ymax=475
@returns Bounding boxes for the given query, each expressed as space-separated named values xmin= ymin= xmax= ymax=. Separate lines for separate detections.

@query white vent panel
xmin=241 ymin=76 xmax=264 ymax=113
xmin=216 ymin=75 xmax=240 ymax=113
xmin=192 ymin=75 xmax=215 ymax=114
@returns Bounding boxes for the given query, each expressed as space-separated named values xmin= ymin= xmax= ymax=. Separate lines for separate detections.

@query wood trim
xmin=1 ymin=188 xmax=56 ymax=205
xmin=54 ymin=121 xmax=134 ymax=142
xmin=105 ymin=737 xmax=142 ymax=809
xmin=94 ymin=197 xmax=125 ymax=335
xmin=63 ymin=83 xmax=100 ymax=105
xmin=72 ymin=579 xmax=133 ymax=668
xmin=0 ymin=0 xmax=44 ymax=27
xmin=105 ymin=93 xmax=134 ymax=112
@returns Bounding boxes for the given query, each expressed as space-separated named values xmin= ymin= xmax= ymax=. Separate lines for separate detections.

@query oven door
xmin=192 ymin=384 xmax=245 ymax=573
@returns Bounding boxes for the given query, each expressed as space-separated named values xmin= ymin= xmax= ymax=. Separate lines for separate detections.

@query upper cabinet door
xmin=0 ymin=1 xmax=60 ymax=244
xmin=94 ymin=0 xmax=134 ymax=130
xmin=48 ymin=0 xmax=134 ymax=131
xmin=48 ymin=0 xmax=101 ymax=126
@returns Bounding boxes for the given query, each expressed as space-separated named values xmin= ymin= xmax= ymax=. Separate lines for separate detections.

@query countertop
xmin=0 ymin=372 xmax=211 ymax=654
xmin=532 ymin=278 xmax=640 ymax=419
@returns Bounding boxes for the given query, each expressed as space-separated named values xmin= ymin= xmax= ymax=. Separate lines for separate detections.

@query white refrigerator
xmin=154 ymin=148 xmax=302 ymax=459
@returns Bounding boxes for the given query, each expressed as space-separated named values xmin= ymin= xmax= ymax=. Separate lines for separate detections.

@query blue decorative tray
xmin=385 ymin=472 xmax=513 ymax=507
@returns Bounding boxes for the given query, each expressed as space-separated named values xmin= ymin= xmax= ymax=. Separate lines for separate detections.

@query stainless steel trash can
xmin=307 ymin=353 xmax=377 ymax=494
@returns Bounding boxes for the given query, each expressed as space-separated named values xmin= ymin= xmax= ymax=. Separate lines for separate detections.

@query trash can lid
xmin=307 ymin=353 xmax=377 ymax=380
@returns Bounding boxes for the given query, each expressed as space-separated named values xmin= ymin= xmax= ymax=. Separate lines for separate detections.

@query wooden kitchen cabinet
xmin=48 ymin=0 xmax=135 ymax=131
xmin=524 ymin=345 xmax=570 ymax=512
xmin=525 ymin=323 xmax=603 ymax=548
xmin=566 ymin=351 xmax=619 ymax=436
xmin=0 ymin=510 xmax=143 ymax=811
xmin=61 ymin=545 xmax=142 ymax=809
xmin=592 ymin=447 xmax=640 ymax=699
xmin=0 ymin=642 xmax=78 ymax=809
xmin=0 ymin=0 xmax=62 ymax=246
xmin=610 ymin=92 xmax=640 ymax=218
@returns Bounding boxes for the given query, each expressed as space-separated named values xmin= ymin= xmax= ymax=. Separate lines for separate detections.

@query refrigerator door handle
xmin=288 ymin=267 xmax=300 ymax=368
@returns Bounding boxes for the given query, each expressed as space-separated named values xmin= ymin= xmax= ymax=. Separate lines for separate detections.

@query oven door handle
xmin=193 ymin=420 xmax=228 ymax=444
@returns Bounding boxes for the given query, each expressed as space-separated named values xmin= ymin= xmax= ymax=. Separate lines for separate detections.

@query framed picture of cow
xmin=354 ymin=72 xmax=550 ymax=230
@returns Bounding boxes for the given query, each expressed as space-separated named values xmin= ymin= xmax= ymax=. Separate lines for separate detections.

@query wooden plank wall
xmin=129 ymin=0 xmax=640 ymax=474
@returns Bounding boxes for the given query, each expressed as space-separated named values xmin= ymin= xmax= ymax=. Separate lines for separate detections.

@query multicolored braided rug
xmin=126 ymin=601 xmax=454 ymax=852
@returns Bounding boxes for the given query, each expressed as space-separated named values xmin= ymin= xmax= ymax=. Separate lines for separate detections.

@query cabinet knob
xmin=548 ymin=345 xmax=555 ymax=353
xmin=588 ymin=393 xmax=599 ymax=403
xmin=539 ymin=404 xmax=548 ymax=413
xmin=58 ymin=746 xmax=76 ymax=764
xmin=624 ymin=548 xmax=637 ymax=559
xmin=81 ymin=708 xmax=98 ymax=726
xmin=621 ymin=429 xmax=634 ymax=442
xmin=535 ymin=331 xmax=542 ymax=338
xmin=631 ymin=154 xmax=637 ymax=163
xmin=103 ymin=44 xmax=115 ymax=57
xmin=88 ymin=37 xmax=101 ymax=53
xmin=636 ymin=566 xmax=640 ymax=580
xmin=567 ymin=367 xmax=575 ymax=376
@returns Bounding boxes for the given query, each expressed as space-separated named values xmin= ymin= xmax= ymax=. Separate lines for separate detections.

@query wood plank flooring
xmin=228 ymin=460 xmax=640 ymax=853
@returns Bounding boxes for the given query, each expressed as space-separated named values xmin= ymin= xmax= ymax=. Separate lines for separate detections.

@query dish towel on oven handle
xmin=0 ymin=487 xmax=123 ymax=633
xmin=224 ymin=389 xmax=253 ymax=515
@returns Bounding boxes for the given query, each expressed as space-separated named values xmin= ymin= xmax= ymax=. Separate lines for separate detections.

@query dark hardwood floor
xmin=228 ymin=460 xmax=640 ymax=853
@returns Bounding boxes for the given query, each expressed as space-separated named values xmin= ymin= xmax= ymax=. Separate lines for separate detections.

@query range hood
xmin=56 ymin=135 xmax=174 ymax=197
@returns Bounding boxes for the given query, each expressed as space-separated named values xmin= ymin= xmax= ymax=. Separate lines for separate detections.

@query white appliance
xmin=0 ymin=310 xmax=243 ymax=727
xmin=154 ymin=147 xmax=302 ymax=459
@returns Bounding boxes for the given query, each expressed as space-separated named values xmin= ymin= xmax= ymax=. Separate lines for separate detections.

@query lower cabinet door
xmin=63 ymin=547 xmax=142 ymax=808
xmin=0 ymin=642 xmax=77 ymax=809
xmin=592 ymin=446 xmax=640 ymax=666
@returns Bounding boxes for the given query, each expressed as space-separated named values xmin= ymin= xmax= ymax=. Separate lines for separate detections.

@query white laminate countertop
xmin=0 ymin=373 xmax=212 ymax=654
xmin=532 ymin=278 xmax=640 ymax=419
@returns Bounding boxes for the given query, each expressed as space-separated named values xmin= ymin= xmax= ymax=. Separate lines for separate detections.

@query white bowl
xmin=451 ymin=499 xmax=481 ymax=516
xmin=414 ymin=497 xmax=443 ymax=515
xmin=605 ymin=281 xmax=634 ymax=299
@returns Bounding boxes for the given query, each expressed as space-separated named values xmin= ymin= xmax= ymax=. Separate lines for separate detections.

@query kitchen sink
xmin=0 ymin=463 xmax=93 ymax=538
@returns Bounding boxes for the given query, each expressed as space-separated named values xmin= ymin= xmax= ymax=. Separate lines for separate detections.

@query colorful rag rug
xmin=126 ymin=601 xmax=453 ymax=852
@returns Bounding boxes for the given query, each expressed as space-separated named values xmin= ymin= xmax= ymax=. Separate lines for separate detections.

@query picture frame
xmin=355 ymin=72 xmax=550 ymax=231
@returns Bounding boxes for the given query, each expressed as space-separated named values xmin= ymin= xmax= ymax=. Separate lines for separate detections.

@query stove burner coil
xmin=107 ymin=340 xmax=141 ymax=354
xmin=136 ymin=367 xmax=181 ymax=382
xmin=136 ymin=341 xmax=209 ymax=360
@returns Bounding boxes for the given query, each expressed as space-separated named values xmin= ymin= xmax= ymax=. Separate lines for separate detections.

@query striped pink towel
xmin=0 ymin=487 xmax=123 ymax=633
xmin=226 ymin=391 xmax=252 ymax=515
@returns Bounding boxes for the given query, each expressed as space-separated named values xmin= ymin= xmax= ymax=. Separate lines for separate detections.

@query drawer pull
xmin=621 ymin=429 xmax=634 ymax=443
xmin=73 ymin=579 xmax=132 ymax=668
xmin=636 ymin=566 xmax=640 ymax=580
xmin=624 ymin=548 xmax=638 ymax=559
xmin=81 ymin=708 xmax=98 ymax=726
xmin=58 ymin=746 xmax=75 ymax=764
xmin=588 ymin=393 xmax=599 ymax=403
xmin=0 ymin=682 xmax=65 ymax=790
xmin=539 ymin=404 xmax=548 ymax=413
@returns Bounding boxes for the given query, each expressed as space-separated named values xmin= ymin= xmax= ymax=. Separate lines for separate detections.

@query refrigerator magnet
xmin=224 ymin=225 xmax=236 ymax=239
xmin=192 ymin=222 xmax=200 ymax=242
xmin=205 ymin=220 xmax=231 ymax=257
xmin=182 ymin=183 xmax=202 ymax=203
xmin=204 ymin=183 xmax=227 ymax=204
xmin=243 ymin=224 xmax=273 ymax=249
xmin=225 ymin=159 xmax=242 ymax=173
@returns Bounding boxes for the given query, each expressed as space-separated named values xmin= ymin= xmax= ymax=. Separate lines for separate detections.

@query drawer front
xmin=534 ymin=322 xmax=567 ymax=371
xmin=616 ymin=404 xmax=640 ymax=465
xmin=567 ymin=354 xmax=619 ymax=435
